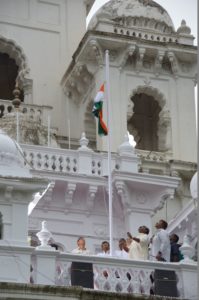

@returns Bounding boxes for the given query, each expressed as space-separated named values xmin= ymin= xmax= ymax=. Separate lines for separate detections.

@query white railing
xmin=23 ymin=144 xmax=79 ymax=174
xmin=31 ymin=251 xmax=197 ymax=299
xmin=21 ymin=144 xmax=124 ymax=176
xmin=0 ymin=99 xmax=52 ymax=124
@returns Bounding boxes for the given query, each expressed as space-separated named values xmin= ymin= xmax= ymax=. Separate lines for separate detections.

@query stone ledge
xmin=0 ymin=282 xmax=181 ymax=300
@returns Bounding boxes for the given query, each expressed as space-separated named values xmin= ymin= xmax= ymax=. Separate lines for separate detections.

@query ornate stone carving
xmin=119 ymin=45 xmax=136 ymax=70
xmin=154 ymin=50 xmax=165 ymax=76
xmin=0 ymin=111 xmax=59 ymax=147
xmin=168 ymin=51 xmax=179 ymax=78
xmin=0 ymin=35 xmax=30 ymax=86
xmin=158 ymin=109 xmax=172 ymax=151
xmin=86 ymin=185 xmax=98 ymax=213
xmin=89 ymin=39 xmax=104 ymax=66
xmin=143 ymin=76 xmax=151 ymax=86
xmin=89 ymin=0 xmax=175 ymax=34
xmin=136 ymin=47 xmax=146 ymax=72
xmin=64 ymin=183 xmax=76 ymax=209
xmin=115 ymin=180 xmax=129 ymax=209
xmin=63 ymin=64 xmax=93 ymax=105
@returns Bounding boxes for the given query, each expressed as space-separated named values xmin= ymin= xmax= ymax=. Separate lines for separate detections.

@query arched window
xmin=0 ymin=53 xmax=24 ymax=101
xmin=127 ymin=86 xmax=172 ymax=153
xmin=128 ymin=93 xmax=161 ymax=151
xmin=0 ymin=36 xmax=30 ymax=109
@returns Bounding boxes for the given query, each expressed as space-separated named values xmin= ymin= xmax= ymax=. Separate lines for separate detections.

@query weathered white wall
xmin=0 ymin=0 xmax=88 ymax=136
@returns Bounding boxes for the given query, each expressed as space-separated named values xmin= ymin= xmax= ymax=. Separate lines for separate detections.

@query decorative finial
xmin=78 ymin=132 xmax=92 ymax=151
xmin=36 ymin=220 xmax=53 ymax=249
xmin=12 ymin=82 xmax=21 ymax=109
xmin=179 ymin=234 xmax=195 ymax=264
xmin=177 ymin=19 xmax=191 ymax=35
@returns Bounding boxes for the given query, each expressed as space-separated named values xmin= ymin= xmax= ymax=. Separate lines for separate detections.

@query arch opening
xmin=128 ymin=93 xmax=161 ymax=151
xmin=0 ymin=53 xmax=24 ymax=101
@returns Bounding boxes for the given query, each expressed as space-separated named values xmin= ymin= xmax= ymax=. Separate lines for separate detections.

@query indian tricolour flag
xmin=92 ymin=84 xmax=108 ymax=136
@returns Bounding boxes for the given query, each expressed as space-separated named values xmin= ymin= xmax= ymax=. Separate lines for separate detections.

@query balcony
xmin=0 ymin=234 xmax=197 ymax=299
xmin=0 ymin=99 xmax=52 ymax=123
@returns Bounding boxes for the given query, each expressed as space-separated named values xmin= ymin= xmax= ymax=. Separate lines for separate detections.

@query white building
xmin=0 ymin=0 xmax=197 ymax=299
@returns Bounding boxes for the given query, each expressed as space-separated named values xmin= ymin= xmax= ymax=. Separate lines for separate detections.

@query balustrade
xmin=22 ymin=144 xmax=122 ymax=176
xmin=29 ymin=251 xmax=197 ymax=298
xmin=0 ymin=99 xmax=52 ymax=124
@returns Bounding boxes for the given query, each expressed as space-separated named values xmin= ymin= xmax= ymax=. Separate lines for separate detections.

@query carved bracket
xmin=89 ymin=39 xmax=104 ymax=66
xmin=119 ymin=45 xmax=136 ymax=70
xmin=136 ymin=47 xmax=146 ymax=72
xmin=168 ymin=51 xmax=179 ymax=78
xmin=65 ymin=183 xmax=76 ymax=208
xmin=86 ymin=185 xmax=98 ymax=214
xmin=115 ymin=180 xmax=129 ymax=210
xmin=4 ymin=186 xmax=14 ymax=201
xmin=64 ymin=64 xmax=93 ymax=105
xmin=154 ymin=50 xmax=165 ymax=76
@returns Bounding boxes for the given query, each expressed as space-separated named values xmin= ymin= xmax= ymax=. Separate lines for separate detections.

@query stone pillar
xmin=78 ymin=132 xmax=93 ymax=175
xmin=34 ymin=221 xmax=59 ymax=285
xmin=117 ymin=133 xmax=139 ymax=173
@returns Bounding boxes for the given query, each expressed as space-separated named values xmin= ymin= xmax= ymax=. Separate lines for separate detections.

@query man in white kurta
xmin=151 ymin=219 xmax=170 ymax=262
xmin=71 ymin=237 xmax=90 ymax=255
xmin=129 ymin=226 xmax=150 ymax=260
xmin=114 ymin=238 xmax=129 ymax=259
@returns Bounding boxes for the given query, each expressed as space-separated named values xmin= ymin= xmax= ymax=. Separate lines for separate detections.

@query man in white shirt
xmin=71 ymin=237 xmax=90 ymax=255
xmin=129 ymin=226 xmax=150 ymax=260
xmin=71 ymin=237 xmax=93 ymax=288
xmin=114 ymin=238 xmax=129 ymax=259
xmin=150 ymin=219 xmax=170 ymax=262
xmin=97 ymin=241 xmax=110 ymax=257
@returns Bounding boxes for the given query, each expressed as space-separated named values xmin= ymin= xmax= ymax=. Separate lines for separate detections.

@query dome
xmin=0 ymin=129 xmax=31 ymax=178
xmin=190 ymin=172 xmax=198 ymax=200
xmin=89 ymin=0 xmax=175 ymax=34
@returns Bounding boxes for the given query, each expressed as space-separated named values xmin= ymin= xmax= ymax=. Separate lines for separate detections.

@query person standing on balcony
xmin=71 ymin=237 xmax=91 ymax=255
xmin=71 ymin=237 xmax=93 ymax=288
xmin=128 ymin=226 xmax=150 ymax=260
xmin=150 ymin=219 xmax=170 ymax=262
xmin=97 ymin=241 xmax=110 ymax=256
xmin=114 ymin=238 xmax=129 ymax=259
xmin=170 ymin=233 xmax=182 ymax=262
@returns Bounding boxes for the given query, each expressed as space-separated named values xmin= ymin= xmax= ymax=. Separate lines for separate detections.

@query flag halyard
xmin=92 ymin=83 xmax=108 ymax=136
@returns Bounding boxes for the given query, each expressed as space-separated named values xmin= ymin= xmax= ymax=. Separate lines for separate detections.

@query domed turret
xmin=177 ymin=20 xmax=191 ymax=35
xmin=0 ymin=129 xmax=31 ymax=177
xmin=89 ymin=0 xmax=175 ymax=34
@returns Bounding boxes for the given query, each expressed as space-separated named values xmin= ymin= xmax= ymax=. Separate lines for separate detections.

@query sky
xmin=87 ymin=0 xmax=198 ymax=123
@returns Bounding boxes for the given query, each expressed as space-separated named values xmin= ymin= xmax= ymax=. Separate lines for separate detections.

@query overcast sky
xmin=87 ymin=0 xmax=197 ymax=45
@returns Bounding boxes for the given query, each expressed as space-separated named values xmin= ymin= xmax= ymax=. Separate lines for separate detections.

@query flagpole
xmin=105 ymin=49 xmax=113 ymax=256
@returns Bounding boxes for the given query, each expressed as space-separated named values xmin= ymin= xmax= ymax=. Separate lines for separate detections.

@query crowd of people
xmin=69 ymin=219 xmax=182 ymax=263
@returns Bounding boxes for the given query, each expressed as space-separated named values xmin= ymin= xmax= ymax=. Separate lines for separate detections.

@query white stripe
xmin=94 ymin=90 xmax=104 ymax=103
